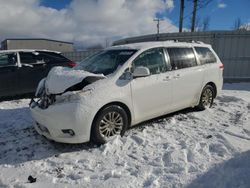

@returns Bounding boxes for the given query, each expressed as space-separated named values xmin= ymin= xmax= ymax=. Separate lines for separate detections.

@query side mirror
xmin=133 ymin=66 xmax=150 ymax=78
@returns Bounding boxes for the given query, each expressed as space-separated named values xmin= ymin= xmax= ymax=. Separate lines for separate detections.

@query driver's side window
xmin=133 ymin=48 xmax=167 ymax=75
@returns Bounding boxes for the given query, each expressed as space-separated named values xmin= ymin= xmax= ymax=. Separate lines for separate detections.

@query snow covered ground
xmin=0 ymin=83 xmax=250 ymax=188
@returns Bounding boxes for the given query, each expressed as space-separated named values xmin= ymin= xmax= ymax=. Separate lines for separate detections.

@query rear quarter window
xmin=167 ymin=48 xmax=197 ymax=70
xmin=194 ymin=47 xmax=217 ymax=64
xmin=19 ymin=52 xmax=42 ymax=64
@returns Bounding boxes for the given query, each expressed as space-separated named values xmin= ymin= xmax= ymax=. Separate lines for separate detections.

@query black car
xmin=0 ymin=49 xmax=75 ymax=98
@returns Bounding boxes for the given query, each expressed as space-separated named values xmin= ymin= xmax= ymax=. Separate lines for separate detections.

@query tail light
xmin=68 ymin=61 xmax=76 ymax=68
xmin=219 ymin=63 xmax=224 ymax=70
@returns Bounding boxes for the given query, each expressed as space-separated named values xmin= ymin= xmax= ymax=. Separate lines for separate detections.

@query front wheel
xmin=91 ymin=105 xmax=128 ymax=144
xmin=196 ymin=85 xmax=215 ymax=111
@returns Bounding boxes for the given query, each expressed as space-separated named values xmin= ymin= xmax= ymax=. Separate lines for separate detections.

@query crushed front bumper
xmin=30 ymin=99 xmax=91 ymax=144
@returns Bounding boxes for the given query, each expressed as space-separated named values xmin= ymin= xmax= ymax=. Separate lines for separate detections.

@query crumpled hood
xmin=45 ymin=66 xmax=105 ymax=94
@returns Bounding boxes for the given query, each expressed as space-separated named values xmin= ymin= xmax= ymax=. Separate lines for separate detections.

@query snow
xmin=45 ymin=66 xmax=105 ymax=94
xmin=0 ymin=83 xmax=250 ymax=188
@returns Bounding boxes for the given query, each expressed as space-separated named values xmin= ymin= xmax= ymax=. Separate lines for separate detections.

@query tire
xmin=196 ymin=85 xmax=215 ymax=111
xmin=91 ymin=105 xmax=128 ymax=144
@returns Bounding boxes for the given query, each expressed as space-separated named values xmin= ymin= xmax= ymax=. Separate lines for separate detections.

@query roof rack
xmin=170 ymin=39 xmax=204 ymax=44
xmin=183 ymin=40 xmax=204 ymax=44
xmin=192 ymin=40 xmax=204 ymax=44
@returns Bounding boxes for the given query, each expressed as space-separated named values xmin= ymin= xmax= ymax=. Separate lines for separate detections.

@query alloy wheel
xmin=99 ymin=111 xmax=123 ymax=139
xmin=201 ymin=88 xmax=213 ymax=108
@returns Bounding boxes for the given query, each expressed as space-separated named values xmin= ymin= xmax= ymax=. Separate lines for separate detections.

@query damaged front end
xmin=30 ymin=92 xmax=56 ymax=109
xmin=30 ymin=78 xmax=56 ymax=109
xmin=30 ymin=67 xmax=105 ymax=109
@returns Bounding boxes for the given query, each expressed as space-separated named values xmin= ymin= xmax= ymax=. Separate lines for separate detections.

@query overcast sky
xmin=0 ymin=0 xmax=249 ymax=47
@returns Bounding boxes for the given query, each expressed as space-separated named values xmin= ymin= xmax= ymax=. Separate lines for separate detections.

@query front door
xmin=130 ymin=48 xmax=173 ymax=123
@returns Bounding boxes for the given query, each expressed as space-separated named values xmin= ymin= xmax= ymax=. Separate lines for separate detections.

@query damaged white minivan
xmin=30 ymin=41 xmax=223 ymax=144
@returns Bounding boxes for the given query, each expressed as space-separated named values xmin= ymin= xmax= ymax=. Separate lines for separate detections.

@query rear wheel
xmin=91 ymin=105 xmax=128 ymax=144
xmin=196 ymin=85 xmax=215 ymax=110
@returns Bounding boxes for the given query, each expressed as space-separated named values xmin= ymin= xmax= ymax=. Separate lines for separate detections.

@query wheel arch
xmin=92 ymin=101 xmax=132 ymax=128
xmin=205 ymin=82 xmax=217 ymax=97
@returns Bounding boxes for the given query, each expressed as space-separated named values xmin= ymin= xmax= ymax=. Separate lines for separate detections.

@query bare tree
xmin=188 ymin=16 xmax=201 ymax=31
xmin=196 ymin=17 xmax=201 ymax=31
xmin=240 ymin=24 xmax=250 ymax=31
xmin=202 ymin=16 xmax=210 ymax=31
xmin=190 ymin=0 xmax=213 ymax=32
xmin=234 ymin=18 xmax=242 ymax=30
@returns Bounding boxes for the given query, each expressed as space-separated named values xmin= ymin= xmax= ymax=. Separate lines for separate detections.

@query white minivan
xmin=30 ymin=41 xmax=224 ymax=144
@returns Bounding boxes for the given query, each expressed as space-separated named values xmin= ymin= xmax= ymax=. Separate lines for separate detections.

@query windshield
xmin=75 ymin=49 xmax=137 ymax=75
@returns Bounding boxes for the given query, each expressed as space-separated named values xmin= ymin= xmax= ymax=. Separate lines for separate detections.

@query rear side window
xmin=133 ymin=48 xmax=167 ymax=74
xmin=38 ymin=52 xmax=69 ymax=63
xmin=194 ymin=47 xmax=217 ymax=64
xmin=0 ymin=53 xmax=17 ymax=66
xmin=19 ymin=52 xmax=42 ymax=64
xmin=167 ymin=48 xmax=197 ymax=70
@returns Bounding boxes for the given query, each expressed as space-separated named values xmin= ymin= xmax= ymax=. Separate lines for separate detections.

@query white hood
xmin=45 ymin=66 xmax=105 ymax=94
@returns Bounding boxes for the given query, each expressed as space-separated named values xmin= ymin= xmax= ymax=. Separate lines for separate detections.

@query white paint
xmin=30 ymin=41 xmax=223 ymax=143
xmin=45 ymin=66 xmax=105 ymax=94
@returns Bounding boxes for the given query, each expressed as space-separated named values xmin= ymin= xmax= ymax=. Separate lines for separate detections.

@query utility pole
xmin=191 ymin=0 xmax=198 ymax=32
xmin=179 ymin=0 xmax=184 ymax=32
xmin=154 ymin=18 xmax=164 ymax=35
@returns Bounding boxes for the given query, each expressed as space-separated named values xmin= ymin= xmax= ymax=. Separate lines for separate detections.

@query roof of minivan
xmin=0 ymin=49 xmax=61 ymax=54
xmin=109 ymin=41 xmax=211 ymax=50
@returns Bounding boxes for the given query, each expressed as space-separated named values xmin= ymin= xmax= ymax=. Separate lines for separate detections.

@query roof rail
xmin=189 ymin=40 xmax=204 ymax=44
xmin=170 ymin=39 xmax=204 ymax=44
xmin=195 ymin=41 xmax=204 ymax=44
